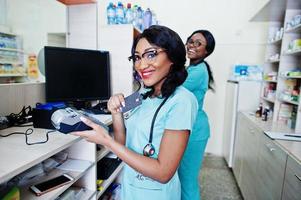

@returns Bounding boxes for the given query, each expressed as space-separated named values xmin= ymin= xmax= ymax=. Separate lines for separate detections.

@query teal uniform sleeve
xmin=183 ymin=64 xmax=208 ymax=92
xmin=165 ymin=90 xmax=198 ymax=131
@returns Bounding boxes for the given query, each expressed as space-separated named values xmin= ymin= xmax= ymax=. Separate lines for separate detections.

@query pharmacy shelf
xmin=97 ymin=147 xmax=110 ymax=162
xmin=280 ymin=75 xmax=301 ymax=79
xmin=0 ymin=81 xmax=45 ymax=86
xmin=0 ymin=127 xmax=82 ymax=184
xmin=57 ymin=0 xmax=97 ymax=5
xmin=267 ymin=38 xmax=282 ymax=45
xmin=0 ymin=73 xmax=26 ymax=77
xmin=266 ymin=59 xmax=280 ymax=63
xmin=283 ymin=49 xmax=301 ymax=56
xmin=263 ymin=79 xmax=278 ymax=83
xmin=0 ymin=31 xmax=18 ymax=36
xmin=81 ymin=189 xmax=96 ymax=200
xmin=285 ymin=23 xmax=301 ymax=33
xmin=278 ymin=98 xmax=299 ymax=106
xmin=0 ymin=47 xmax=24 ymax=53
xmin=0 ymin=60 xmax=22 ymax=65
xmin=261 ymin=96 xmax=275 ymax=103
xmin=96 ymin=163 xmax=124 ymax=199
xmin=20 ymin=160 xmax=94 ymax=200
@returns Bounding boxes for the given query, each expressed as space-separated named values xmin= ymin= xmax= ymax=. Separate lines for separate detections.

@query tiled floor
xmin=199 ymin=154 xmax=243 ymax=200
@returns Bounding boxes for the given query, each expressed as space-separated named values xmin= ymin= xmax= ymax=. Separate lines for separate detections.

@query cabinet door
xmin=67 ymin=4 xmax=97 ymax=49
xmin=239 ymin=120 xmax=260 ymax=200
xmin=282 ymin=156 xmax=301 ymax=200
xmin=233 ymin=113 xmax=246 ymax=185
xmin=256 ymin=133 xmax=287 ymax=200
xmin=99 ymin=25 xmax=134 ymax=96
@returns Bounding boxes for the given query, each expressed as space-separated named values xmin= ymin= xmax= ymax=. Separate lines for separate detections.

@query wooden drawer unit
xmin=282 ymin=156 xmax=301 ymax=200
xmin=233 ymin=114 xmax=247 ymax=184
xmin=256 ymin=133 xmax=287 ymax=200
xmin=239 ymin=119 xmax=260 ymax=200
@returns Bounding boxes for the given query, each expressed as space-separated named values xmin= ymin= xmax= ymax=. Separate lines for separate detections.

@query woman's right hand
xmin=107 ymin=93 xmax=125 ymax=115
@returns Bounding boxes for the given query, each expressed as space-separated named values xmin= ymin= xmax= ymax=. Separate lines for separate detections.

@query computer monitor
xmin=44 ymin=46 xmax=111 ymax=105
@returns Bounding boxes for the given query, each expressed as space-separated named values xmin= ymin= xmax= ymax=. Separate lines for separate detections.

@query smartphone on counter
xmin=30 ymin=174 xmax=74 ymax=196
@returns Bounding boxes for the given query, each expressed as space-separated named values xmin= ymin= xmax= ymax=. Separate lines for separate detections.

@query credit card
xmin=120 ymin=92 xmax=143 ymax=113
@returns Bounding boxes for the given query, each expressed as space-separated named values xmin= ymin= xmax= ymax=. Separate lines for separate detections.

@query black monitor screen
xmin=44 ymin=46 xmax=111 ymax=102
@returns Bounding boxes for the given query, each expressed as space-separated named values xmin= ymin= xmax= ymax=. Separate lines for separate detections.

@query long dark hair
xmin=187 ymin=30 xmax=215 ymax=91
xmin=131 ymin=25 xmax=187 ymax=98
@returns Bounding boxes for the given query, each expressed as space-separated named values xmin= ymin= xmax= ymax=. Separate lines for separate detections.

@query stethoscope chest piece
xmin=143 ymin=143 xmax=155 ymax=157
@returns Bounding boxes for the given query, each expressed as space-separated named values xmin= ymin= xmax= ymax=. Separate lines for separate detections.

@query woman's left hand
xmin=72 ymin=117 xmax=113 ymax=147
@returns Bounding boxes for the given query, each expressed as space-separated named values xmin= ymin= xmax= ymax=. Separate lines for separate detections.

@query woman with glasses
xmin=179 ymin=30 xmax=215 ymax=200
xmin=73 ymin=25 xmax=198 ymax=200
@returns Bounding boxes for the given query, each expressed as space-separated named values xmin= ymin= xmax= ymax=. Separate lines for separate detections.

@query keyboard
xmin=97 ymin=157 xmax=122 ymax=180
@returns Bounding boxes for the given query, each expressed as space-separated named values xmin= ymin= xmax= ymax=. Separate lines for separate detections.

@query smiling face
xmin=186 ymin=32 xmax=208 ymax=64
xmin=134 ymin=38 xmax=173 ymax=95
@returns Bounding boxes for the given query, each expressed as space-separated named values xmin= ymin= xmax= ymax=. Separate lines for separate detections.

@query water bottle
xmin=116 ymin=2 xmax=125 ymax=24
xmin=137 ymin=7 xmax=143 ymax=31
xmin=125 ymin=3 xmax=133 ymax=24
xmin=132 ymin=5 xmax=139 ymax=28
xmin=151 ymin=11 xmax=158 ymax=25
xmin=107 ymin=2 xmax=115 ymax=25
xmin=143 ymin=8 xmax=152 ymax=30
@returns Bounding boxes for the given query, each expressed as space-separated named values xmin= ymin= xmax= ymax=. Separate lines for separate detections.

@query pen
xmin=284 ymin=134 xmax=301 ymax=138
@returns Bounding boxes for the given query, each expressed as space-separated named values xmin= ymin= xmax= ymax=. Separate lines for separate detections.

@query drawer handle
xmin=295 ymin=174 xmax=301 ymax=182
xmin=265 ymin=144 xmax=275 ymax=152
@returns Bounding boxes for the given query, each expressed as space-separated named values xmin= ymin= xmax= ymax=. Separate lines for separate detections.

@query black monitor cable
xmin=0 ymin=128 xmax=56 ymax=145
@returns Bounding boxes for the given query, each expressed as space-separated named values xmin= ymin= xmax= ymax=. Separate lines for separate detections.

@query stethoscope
xmin=143 ymin=96 xmax=170 ymax=157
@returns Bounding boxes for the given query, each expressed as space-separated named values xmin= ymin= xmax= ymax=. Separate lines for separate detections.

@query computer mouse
xmin=51 ymin=107 xmax=109 ymax=134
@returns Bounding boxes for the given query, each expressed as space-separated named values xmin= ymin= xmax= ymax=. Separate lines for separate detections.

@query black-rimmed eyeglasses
xmin=128 ymin=49 xmax=166 ymax=67
xmin=186 ymin=39 xmax=205 ymax=48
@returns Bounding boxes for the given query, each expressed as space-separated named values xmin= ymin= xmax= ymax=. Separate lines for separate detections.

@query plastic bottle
xmin=106 ymin=2 xmax=116 ymax=25
xmin=151 ymin=10 xmax=158 ymax=25
xmin=116 ymin=2 xmax=125 ymax=24
xmin=255 ymin=103 xmax=263 ymax=118
xmin=262 ymin=106 xmax=269 ymax=121
xmin=143 ymin=8 xmax=152 ymax=30
xmin=125 ymin=3 xmax=133 ymax=24
xmin=136 ymin=7 xmax=144 ymax=30
xmin=132 ymin=5 xmax=139 ymax=28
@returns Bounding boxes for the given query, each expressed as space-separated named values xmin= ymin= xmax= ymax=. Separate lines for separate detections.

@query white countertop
xmin=241 ymin=112 xmax=301 ymax=164
xmin=0 ymin=127 xmax=81 ymax=184
xmin=0 ymin=114 xmax=113 ymax=184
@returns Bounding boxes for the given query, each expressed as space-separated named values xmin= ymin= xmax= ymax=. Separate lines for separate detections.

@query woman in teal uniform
xmin=73 ymin=25 xmax=198 ymax=200
xmin=179 ymin=30 xmax=215 ymax=200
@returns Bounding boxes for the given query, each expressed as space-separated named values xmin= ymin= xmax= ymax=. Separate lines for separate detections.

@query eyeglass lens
xmin=129 ymin=49 xmax=163 ymax=66
xmin=187 ymin=39 xmax=202 ymax=47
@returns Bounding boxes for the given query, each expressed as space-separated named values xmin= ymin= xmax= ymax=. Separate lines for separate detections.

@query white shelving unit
xmin=0 ymin=127 xmax=96 ymax=199
xmin=263 ymin=79 xmax=278 ymax=83
xmin=0 ymin=32 xmax=27 ymax=83
xmin=96 ymin=163 xmax=124 ymax=199
xmin=267 ymin=38 xmax=282 ymax=45
xmin=0 ymin=115 xmax=122 ymax=200
xmin=261 ymin=96 xmax=276 ymax=103
xmin=252 ymin=0 xmax=301 ymax=131
xmin=20 ymin=163 xmax=95 ymax=200
xmin=97 ymin=147 xmax=111 ymax=161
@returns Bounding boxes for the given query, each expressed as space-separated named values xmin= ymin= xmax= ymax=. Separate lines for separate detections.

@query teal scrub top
xmin=183 ymin=62 xmax=210 ymax=141
xmin=121 ymin=86 xmax=198 ymax=200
